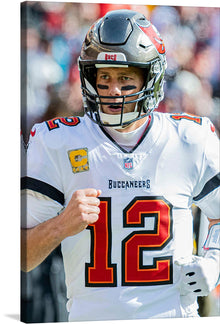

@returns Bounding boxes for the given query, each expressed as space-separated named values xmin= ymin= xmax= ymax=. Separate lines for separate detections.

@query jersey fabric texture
xmin=22 ymin=112 xmax=220 ymax=321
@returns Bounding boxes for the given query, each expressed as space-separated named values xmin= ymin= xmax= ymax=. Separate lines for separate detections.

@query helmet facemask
xmin=78 ymin=9 xmax=167 ymax=128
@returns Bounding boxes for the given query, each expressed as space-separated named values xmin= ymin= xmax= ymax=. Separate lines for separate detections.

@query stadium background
xmin=21 ymin=1 xmax=220 ymax=322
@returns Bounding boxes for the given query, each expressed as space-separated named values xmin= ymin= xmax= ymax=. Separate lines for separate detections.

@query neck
xmin=103 ymin=116 xmax=151 ymax=151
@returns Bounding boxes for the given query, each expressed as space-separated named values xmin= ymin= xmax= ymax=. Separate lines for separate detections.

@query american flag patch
xmin=123 ymin=158 xmax=133 ymax=170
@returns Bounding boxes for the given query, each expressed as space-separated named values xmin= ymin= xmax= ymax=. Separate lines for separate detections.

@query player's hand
xmin=58 ymin=188 xmax=102 ymax=238
xmin=175 ymin=254 xmax=219 ymax=296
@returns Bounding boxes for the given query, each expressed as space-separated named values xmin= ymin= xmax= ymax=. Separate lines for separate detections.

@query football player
xmin=21 ymin=10 xmax=220 ymax=320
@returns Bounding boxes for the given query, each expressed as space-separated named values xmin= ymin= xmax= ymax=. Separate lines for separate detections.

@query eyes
xmin=99 ymin=74 xmax=132 ymax=82
xmin=96 ymin=68 xmax=145 ymax=92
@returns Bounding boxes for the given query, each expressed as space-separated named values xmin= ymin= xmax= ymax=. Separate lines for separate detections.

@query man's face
xmin=96 ymin=66 xmax=145 ymax=115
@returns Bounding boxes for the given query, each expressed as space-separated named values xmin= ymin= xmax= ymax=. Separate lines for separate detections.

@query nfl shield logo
xmin=123 ymin=158 xmax=133 ymax=170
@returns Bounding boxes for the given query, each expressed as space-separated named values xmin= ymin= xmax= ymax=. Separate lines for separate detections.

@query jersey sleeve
xmin=21 ymin=123 xmax=65 ymax=229
xmin=192 ymin=118 xmax=220 ymax=219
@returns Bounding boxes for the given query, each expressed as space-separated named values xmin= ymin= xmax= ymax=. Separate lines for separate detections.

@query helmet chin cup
xmin=79 ymin=9 xmax=167 ymax=127
xmin=99 ymin=110 xmax=140 ymax=129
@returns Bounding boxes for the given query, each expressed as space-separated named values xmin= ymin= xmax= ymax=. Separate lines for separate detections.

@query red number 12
xmin=86 ymin=196 xmax=173 ymax=287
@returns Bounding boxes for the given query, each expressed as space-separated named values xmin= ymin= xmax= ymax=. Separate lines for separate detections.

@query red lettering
xmin=105 ymin=54 xmax=117 ymax=61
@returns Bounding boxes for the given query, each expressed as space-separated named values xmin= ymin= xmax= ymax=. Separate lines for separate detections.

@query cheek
xmin=97 ymin=84 xmax=109 ymax=90
xmin=121 ymin=85 xmax=137 ymax=91
xmin=97 ymin=85 xmax=138 ymax=91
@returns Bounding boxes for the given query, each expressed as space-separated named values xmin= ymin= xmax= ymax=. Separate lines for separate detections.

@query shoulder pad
xmin=169 ymin=114 xmax=212 ymax=145
xmin=27 ymin=122 xmax=46 ymax=147
xmin=28 ymin=117 xmax=81 ymax=149
xmin=45 ymin=116 xmax=81 ymax=132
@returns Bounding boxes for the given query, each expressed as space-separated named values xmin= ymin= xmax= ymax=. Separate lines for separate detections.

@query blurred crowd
xmin=21 ymin=1 xmax=220 ymax=141
xmin=20 ymin=2 xmax=220 ymax=322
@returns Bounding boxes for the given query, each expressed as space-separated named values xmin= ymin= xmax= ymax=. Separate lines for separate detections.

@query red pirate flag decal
xmin=137 ymin=24 xmax=165 ymax=55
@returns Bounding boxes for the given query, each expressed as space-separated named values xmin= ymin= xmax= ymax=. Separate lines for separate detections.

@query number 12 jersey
xmin=22 ymin=112 xmax=220 ymax=320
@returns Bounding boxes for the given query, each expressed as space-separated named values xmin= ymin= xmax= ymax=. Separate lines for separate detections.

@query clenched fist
xmin=59 ymin=188 xmax=102 ymax=238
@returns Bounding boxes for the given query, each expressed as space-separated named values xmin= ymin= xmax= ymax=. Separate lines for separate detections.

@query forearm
xmin=21 ymin=188 xmax=101 ymax=272
xmin=21 ymin=214 xmax=66 ymax=272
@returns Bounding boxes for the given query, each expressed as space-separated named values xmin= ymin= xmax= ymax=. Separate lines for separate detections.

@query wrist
xmin=203 ymin=222 xmax=220 ymax=252
xmin=203 ymin=223 xmax=220 ymax=287
xmin=55 ymin=209 xmax=71 ymax=240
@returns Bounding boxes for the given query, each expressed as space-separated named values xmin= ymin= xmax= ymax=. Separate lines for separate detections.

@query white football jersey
xmin=22 ymin=112 xmax=220 ymax=320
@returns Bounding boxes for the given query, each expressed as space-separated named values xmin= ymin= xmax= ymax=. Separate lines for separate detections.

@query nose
xmin=108 ymin=80 xmax=121 ymax=97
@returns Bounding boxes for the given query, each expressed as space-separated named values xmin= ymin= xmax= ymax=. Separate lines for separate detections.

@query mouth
xmin=107 ymin=104 xmax=123 ymax=113
xmin=109 ymin=104 xmax=122 ymax=109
